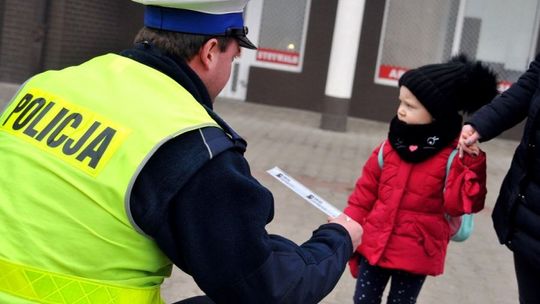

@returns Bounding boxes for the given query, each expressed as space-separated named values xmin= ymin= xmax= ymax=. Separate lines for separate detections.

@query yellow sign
xmin=0 ymin=88 xmax=130 ymax=176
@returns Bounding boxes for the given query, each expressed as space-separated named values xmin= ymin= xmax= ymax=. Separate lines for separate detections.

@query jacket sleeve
xmin=344 ymin=143 xmax=383 ymax=224
xmin=173 ymin=151 xmax=353 ymax=304
xmin=468 ymin=53 xmax=540 ymax=141
xmin=443 ymin=150 xmax=487 ymax=216
xmin=131 ymin=131 xmax=353 ymax=304
xmin=342 ymin=144 xmax=381 ymax=279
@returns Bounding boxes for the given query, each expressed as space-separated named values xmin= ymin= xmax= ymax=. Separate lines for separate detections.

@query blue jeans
xmin=353 ymin=256 xmax=426 ymax=304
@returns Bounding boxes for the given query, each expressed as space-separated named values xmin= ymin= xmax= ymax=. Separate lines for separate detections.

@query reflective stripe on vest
xmin=0 ymin=258 xmax=161 ymax=304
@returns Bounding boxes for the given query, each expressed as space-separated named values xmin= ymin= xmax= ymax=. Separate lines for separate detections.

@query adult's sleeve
xmin=131 ymin=132 xmax=353 ymax=303
xmin=468 ymin=53 xmax=540 ymax=141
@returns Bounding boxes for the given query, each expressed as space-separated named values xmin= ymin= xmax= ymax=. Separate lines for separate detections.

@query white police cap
xmin=132 ymin=0 xmax=257 ymax=49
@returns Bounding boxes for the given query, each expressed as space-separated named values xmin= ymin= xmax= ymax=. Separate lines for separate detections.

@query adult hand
xmin=458 ymin=124 xmax=481 ymax=158
xmin=328 ymin=213 xmax=363 ymax=251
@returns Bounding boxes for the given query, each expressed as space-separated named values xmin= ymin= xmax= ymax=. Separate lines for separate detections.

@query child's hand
xmin=458 ymin=124 xmax=481 ymax=158
xmin=328 ymin=213 xmax=363 ymax=251
xmin=465 ymin=142 xmax=480 ymax=157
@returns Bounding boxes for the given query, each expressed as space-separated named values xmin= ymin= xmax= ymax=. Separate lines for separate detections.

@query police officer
xmin=0 ymin=1 xmax=362 ymax=303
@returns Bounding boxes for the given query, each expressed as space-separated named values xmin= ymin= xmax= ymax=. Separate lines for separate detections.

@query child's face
xmin=397 ymin=86 xmax=433 ymax=125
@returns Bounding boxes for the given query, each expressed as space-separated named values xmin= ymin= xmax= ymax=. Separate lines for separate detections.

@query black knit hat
xmin=398 ymin=54 xmax=498 ymax=120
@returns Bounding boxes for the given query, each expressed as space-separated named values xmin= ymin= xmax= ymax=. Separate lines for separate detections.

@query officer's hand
xmin=328 ymin=213 xmax=363 ymax=251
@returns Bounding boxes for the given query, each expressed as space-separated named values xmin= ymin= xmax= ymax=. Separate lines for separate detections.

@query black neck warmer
xmin=388 ymin=115 xmax=461 ymax=163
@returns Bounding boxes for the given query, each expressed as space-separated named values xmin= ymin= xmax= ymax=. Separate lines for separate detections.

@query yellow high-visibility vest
xmin=0 ymin=54 xmax=220 ymax=303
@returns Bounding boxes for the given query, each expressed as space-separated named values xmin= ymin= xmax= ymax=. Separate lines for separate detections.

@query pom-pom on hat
xmin=131 ymin=0 xmax=257 ymax=49
xmin=398 ymin=54 xmax=498 ymax=120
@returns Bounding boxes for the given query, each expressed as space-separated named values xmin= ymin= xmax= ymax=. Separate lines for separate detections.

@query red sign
xmin=379 ymin=64 xmax=513 ymax=92
xmin=497 ymin=81 xmax=512 ymax=92
xmin=256 ymin=48 xmax=300 ymax=66
xmin=378 ymin=65 xmax=409 ymax=81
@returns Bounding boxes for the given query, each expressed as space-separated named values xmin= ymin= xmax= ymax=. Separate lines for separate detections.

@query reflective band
xmin=0 ymin=258 xmax=162 ymax=304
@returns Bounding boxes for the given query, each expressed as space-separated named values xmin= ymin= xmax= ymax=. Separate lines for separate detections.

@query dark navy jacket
xmin=468 ymin=53 xmax=540 ymax=265
xmin=121 ymin=44 xmax=353 ymax=303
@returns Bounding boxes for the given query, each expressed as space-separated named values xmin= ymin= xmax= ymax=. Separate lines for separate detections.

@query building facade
xmin=0 ymin=0 xmax=141 ymax=83
xmin=243 ymin=0 xmax=540 ymax=139
xmin=1 ymin=0 xmax=539 ymax=139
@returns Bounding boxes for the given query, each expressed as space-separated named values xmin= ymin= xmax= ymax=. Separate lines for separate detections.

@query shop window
xmin=375 ymin=0 xmax=540 ymax=91
xmin=251 ymin=0 xmax=311 ymax=72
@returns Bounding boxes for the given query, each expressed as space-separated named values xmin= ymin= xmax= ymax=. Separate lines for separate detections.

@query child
xmin=344 ymin=55 xmax=498 ymax=304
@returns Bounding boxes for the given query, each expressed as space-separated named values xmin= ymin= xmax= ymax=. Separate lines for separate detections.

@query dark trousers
xmin=173 ymin=296 xmax=216 ymax=304
xmin=514 ymin=252 xmax=540 ymax=304
xmin=353 ymin=256 xmax=426 ymax=304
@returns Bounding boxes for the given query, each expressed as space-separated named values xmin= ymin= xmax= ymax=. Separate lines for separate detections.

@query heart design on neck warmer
xmin=409 ymin=145 xmax=418 ymax=152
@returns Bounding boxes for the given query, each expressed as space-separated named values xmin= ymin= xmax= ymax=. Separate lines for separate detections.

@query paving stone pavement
xmin=0 ymin=84 xmax=519 ymax=303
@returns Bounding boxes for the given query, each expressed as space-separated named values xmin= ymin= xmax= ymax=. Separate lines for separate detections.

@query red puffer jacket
xmin=344 ymin=139 xmax=486 ymax=276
